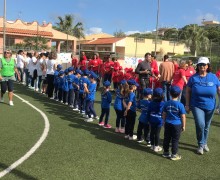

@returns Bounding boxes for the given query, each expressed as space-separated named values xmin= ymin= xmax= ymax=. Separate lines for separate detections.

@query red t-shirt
xmin=216 ymin=70 xmax=220 ymax=79
xmin=149 ymin=77 xmax=162 ymax=89
xmin=174 ymin=63 xmax=179 ymax=72
xmin=88 ymin=59 xmax=99 ymax=71
xmin=172 ymin=68 xmax=186 ymax=90
xmin=185 ymin=66 xmax=195 ymax=81
xmin=79 ymin=60 xmax=87 ymax=71
xmin=103 ymin=61 xmax=114 ymax=74
xmin=151 ymin=60 xmax=158 ymax=74
xmin=112 ymin=71 xmax=124 ymax=83
xmin=72 ymin=58 xmax=78 ymax=68
xmin=114 ymin=61 xmax=120 ymax=69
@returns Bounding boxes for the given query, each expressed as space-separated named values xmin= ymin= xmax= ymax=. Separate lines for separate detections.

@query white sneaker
xmin=94 ymin=116 xmax=99 ymax=120
xmin=9 ymin=101 xmax=14 ymax=106
xmin=91 ymin=114 xmax=94 ymax=118
xmin=150 ymin=146 xmax=155 ymax=151
xmin=35 ymin=88 xmax=39 ymax=92
xmin=69 ymin=105 xmax=74 ymax=108
xmin=129 ymin=135 xmax=137 ymax=140
xmin=84 ymin=118 xmax=93 ymax=122
xmin=154 ymin=146 xmax=162 ymax=152
xmin=83 ymin=114 xmax=88 ymax=118
xmin=124 ymin=135 xmax=129 ymax=139
xmin=0 ymin=98 xmax=4 ymax=103
xmin=73 ymin=108 xmax=79 ymax=111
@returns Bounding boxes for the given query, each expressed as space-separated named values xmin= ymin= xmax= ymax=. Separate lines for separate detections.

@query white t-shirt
xmin=17 ymin=54 xmax=25 ymax=68
xmin=37 ymin=58 xmax=44 ymax=76
xmin=25 ymin=57 xmax=31 ymax=71
xmin=46 ymin=59 xmax=56 ymax=75
xmin=29 ymin=57 xmax=38 ymax=76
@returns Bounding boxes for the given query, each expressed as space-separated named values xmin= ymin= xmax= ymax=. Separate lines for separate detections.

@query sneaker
xmin=124 ymin=135 xmax=129 ymax=139
xmin=103 ymin=124 xmax=112 ymax=129
xmin=197 ymin=147 xmax=204 ymax=155
xmin=50 ymin=97 xmax=54 ymax=100
xmin=150 ymin=145 xmax=155 ymax=151
xmin=137 ymin=139 xmax=144 ymax=143
xmin=60 ymin=100 xmax=63 ymax=103
xmin=81 ymin=112 xmax=85 ymax=115
xmin=162 ymin=152 xmax=171 ymax=158
xmin=94 ymin=116 xmax=99 ymax=120
xmin=170 ymin=154 xmax=181 ymax=161
xmin=204 ymin=145 xmax=210 ymax=152
xmin=0 ymin=98 xmax=4 ymax=103
xmin=115 ymin=128 xmax=120 ymax=133
xmin=146 ymin=141 xmax=151 ymax=147
xmin=9 ymin=101 xmax=14 ymax=106
xmin=119 ymin=128 xmax=125 ymax=134
xmin=98 ymin=122 xmax=104 ymax=126
xmin=154 ymin=146 xmax=162 ymax=152
xmin=65 ymin=102 xmax=68 ymax=105
xmin=129 ymin=135 xmax=137 ymax=140
xmin=84 ymin=118 xmax=93 ymax=122
xmin=83 ymin=114 xmax=89 ymax=118
xmin=73 ymin=108 xmax=79 ymax=111
xmin=35 ymin=88 xmax=39 ymax=92
xmin=91 ymin=114 xmax=94 ymax=118
xmin=69 ymin=105 xmax=74 ymax=108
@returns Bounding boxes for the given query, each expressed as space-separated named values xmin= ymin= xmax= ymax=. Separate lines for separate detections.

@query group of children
xmin=51 ymin=63 xmax=186 ymax=161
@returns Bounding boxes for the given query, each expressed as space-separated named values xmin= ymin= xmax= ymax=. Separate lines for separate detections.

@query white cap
xmin=197 ymin=57 xmax=210 ymax=64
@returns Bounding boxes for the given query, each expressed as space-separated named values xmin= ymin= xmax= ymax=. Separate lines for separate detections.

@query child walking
xmin=162 ymin=86 xmax=186 ymax=160
xmin=58 ymin=70 xmax=64 ymax=102
xmin=73 ymin=69 xmax=83 ymax=111
xmin=114 ymin=80 xmax=127 ymax=133
xmin=148 ymin=88 xmax=164 ymax=152
xmin=99 ymin=81 xmax=112 ymax=128
xmin=62 ymin=69 xmax=69 ymax=105
xmin=136 ymin=88 xmax=152 ymax=146
xmin=123 ymin=79 xmax=139 ymax=140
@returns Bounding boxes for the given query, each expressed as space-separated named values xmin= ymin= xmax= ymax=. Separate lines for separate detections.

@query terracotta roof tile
xmin=0 ymin=27 xmax=53 ymax=37
xmin=83 ymin=37 xmax=125 ymax=45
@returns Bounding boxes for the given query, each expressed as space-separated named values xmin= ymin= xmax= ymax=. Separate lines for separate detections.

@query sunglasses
xmin=198 ymin=63 xmax=207 ymax=67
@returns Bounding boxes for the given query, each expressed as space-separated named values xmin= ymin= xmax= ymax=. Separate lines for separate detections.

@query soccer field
xmin=0 ymin=83 xmax=220 ymax=180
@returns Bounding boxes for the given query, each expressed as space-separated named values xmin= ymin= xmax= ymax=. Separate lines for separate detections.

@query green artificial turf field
xmin=0 ymin=83 xmax=220 ymax=180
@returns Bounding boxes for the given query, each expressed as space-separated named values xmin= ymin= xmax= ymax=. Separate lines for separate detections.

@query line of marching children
xmin=53 ymin=64 xmax=186 ymax=161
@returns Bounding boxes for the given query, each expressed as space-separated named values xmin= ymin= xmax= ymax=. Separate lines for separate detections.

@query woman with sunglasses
xmin=186 ymin=57 xmax=220 ymax=155
xmin=0 ymin=50 xmax=20 ymax=106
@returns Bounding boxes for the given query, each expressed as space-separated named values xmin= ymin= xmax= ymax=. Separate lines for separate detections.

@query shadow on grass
xmin=13 ymin=84 xmax=196 ymax=158
xmin=0 ymin=163 xmax=37 ymax=180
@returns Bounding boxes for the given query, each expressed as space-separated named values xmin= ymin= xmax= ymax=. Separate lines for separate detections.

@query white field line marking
xmin=0 ymin=94 xmax=50 ymax=178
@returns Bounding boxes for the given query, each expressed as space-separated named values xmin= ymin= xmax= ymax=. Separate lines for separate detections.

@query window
xmin=6 ymin=37 xmax=15 ymax=46
xmin=134 ymin=38 xmax=145 ymax=43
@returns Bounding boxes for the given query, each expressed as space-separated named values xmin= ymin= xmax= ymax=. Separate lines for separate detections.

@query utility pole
xmin=154 ymin=0 xmax=160 ymax=56
xmin=3 ymin=0 xmax=6 ymax=53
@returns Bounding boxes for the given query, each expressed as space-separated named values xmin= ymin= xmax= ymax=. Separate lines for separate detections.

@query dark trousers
xmin=1 ymin=80 xmax=14 ymax=94
xmin=38 ymin=76 xmax=42 ymax=90
xmin=137 ymin=121 xmax=150 ymax=142
xmin=17 ymin=67 xmax=24 ymax=82
xmin=24 ymin=69 xmax=30 ymax=86
xmin=58 ymin=88 xmax=63 ymax=101
xmin=79 ymin=94 xmax=85 ymax=113
xmin=125 ymin=110 xmax=136 ymax=137
xmin=54 ymin=85 xmax=58 ymax=99
xmin=63 ymin=91 xmax=69 ymax=104
xmin=47 ymin=74 xmax=54 ymax=98
xmin=115 ymin=109 xmax=125 ymax=128
xmin=99 ymin=108 xmax=110 ymax=125
xmin=113 ymin=82 xmax=119 ymax=90
xmin=162 ymin=81 xmax=171 ymax=102
xmin=68 ymin=89 xmax=74 ymax=105
xmin=73 ymin=90 xmax=79 ymax=108
xmin=163 ymin=123 xmax=182 ymax=155
xmin=85 ymin=100 xmax=97 ymax=118
xmin=150 ymin=125 xmax=161 ymax=146
xmin=104 ymin=73 xmax=112 ymax=83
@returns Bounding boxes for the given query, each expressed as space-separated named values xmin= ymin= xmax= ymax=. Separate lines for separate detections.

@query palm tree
xmin=179 ymin=24 xmax=209 ymax=57
xmin=54 ymin=14 xmax=85 ymax=52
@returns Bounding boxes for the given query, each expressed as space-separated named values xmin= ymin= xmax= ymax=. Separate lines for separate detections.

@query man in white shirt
xmin=16 ymin=50 xmax=25 ymax=83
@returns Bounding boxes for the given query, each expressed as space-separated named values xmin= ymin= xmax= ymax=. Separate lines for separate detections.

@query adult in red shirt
xmin=88 ymin=54 xmax=99 ymax=74
xmin=150 ymin=55 xmax=158 ymax=75
xmin=172 ymin=59 xmax=179 ymax=72
xmin=71 ymin=54 xmax=78 ymax=69
xmin=112 ymin=57 xmax=120 ymax=69
xmin=172 ymin=60 xmax=187 ymax=101
xmin=78 ymin=56 xmax=87 ymax=71
xmin=81 ymin=51 xmax=87 ymax=61
xmin=103 ymin=55 xmax=114 ymax=82
xmin=112 ymin=66 xmax=123 ymax=90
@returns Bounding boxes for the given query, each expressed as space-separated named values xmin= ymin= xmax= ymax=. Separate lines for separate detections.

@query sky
xmin=0 ymin=0 xmax=220 ymax=35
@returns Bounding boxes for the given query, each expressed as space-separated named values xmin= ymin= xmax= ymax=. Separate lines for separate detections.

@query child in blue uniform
xmin=99 ymin=81 xmax=112 ymax=128
xmin=114 ymin=80 xmax=127 ymax=133
xmin=148 ymin=88 xmax=164 ymax=152
xmin=53 ymin=64 xmax=62 ymax=100
xmin=58 ymin=70 xmax=64 ymax=102
xmin=162 ymin=86 xmax=186 ymax=160
xmin=73 ymin=69 xmax=83 ymax=111
xmin=84 ymin=71 xmax=99 ymax=122
xmin=123 ymin=79 xmax=139 ymax=140
xmin=67 ymin=67 xmax=75 ymax=108
xmin=136 ymin=88 xmax=152 ymax=146
xmin=62 ymin=69 xmax=69 ymax=105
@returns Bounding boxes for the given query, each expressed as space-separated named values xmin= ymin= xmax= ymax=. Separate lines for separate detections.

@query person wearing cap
xmin=72 ymin=69 xmax=83 ymax=111
xmin=58 ymin=70 xmax=65 ymax=102
xmin=0 ymin=50 xmax=20 ymax=106
xmin=67 ymin=67 xmax=76 ymax=107
xmin=98 ymin=81 xmax=112 ymax=128
xmin=114 ymin=80 xmax=127 ymax=133
xmin=159 ymin=55 xmax=175 ymax=102
xmin=83 ymin=71 xmax=99 ymax=122
xmin=46 ymin=52 xmax=57 ymax=98
xmin=147 ymin=88 xmax=165 ymax=152
xmin=162 ymin=85 xmax=186 ymax=160
xmin=135 ymin=53 xmax=152 ymax=94
xmin=186 ymin=57 xmax=220 ymax=155
xmin=123 ymin=79 xmax=139 ymax=140
xmin=62 ymin=69 xmax=70 ymax=105
xmin=53 ymin=64 xmax=62 ymax=100
xmin=136 ymin=88 xmax=153 ymax=145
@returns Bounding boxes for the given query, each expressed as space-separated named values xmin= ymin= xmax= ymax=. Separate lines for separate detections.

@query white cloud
xmin=86 ymin=27 xmax=103 ymax=35
xmin=125 ymin=30 xmax=152 ymax=35
xmin=195 ymin=13 xmax=218 ymax=24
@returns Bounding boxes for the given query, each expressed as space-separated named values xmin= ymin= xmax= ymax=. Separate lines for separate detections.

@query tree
xmin=179 ymin=24 xmax=209 ymax=56
xmin=163 ymin=28 xmax=179 ymax=41
xmin=23 ymin=36 xmax=48 ymax=50
xmin=54 ymin=14 xmax=85 ymax=52
xmin=113 ymin=30 xmax=126 ymax=37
